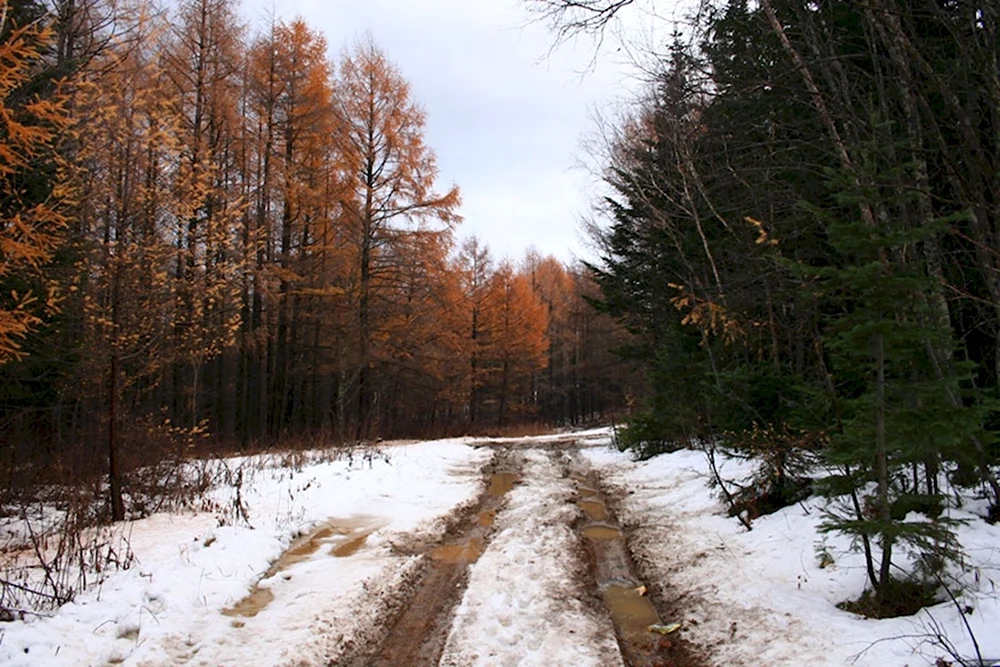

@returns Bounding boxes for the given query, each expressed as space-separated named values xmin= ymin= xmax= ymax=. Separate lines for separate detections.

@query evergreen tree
xmin=810 ymin=180 xmax=979 ymax=611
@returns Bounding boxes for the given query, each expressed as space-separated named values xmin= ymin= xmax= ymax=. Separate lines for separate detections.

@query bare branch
xmin=523 ymin=0 xmax=638 ymax=42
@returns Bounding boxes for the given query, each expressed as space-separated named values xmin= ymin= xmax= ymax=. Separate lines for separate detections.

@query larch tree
xmin=240 ymin=18 xmax=281 ymax=442
xmin=266 ymin=18 xmax=335 ymax=434
xmin=0 ymin=4 xmax=71 ymax=362
xmin=567 ymin=263 xmax=638 ymax=424
xmin=379 ymin=228 xmax=465 ymax=434
xmin=0 ymin=1 xmax=74 ymax=503
xmin=456 ymin=236 xmax=495 ymax=426
xmin=524 ymin=249 xmax=576 ymax=424
xmin=485 ymin=260 xmax=548 ymax=426
xmin=335 ymin=35 xmax=460 ymax=440
xmin=73 ymin=12 xmax=177 ymax=520
xmin=161 ymin=0 xmax=245 ymax=432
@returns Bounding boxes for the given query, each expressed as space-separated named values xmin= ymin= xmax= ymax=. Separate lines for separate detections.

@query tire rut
xmin=336 ymin=448 xmax=522 ymax=667
xmin=566 ymin=452 xmax=705 ymax=667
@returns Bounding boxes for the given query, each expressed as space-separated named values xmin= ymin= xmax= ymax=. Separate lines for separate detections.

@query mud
xmin=579 ymin=498 xmax=609 ymax=521
xmin=331 ymin=532 xmax=371 ymax=558
xmin=223 ymin=517 xmax=379 ymax=620
xmin=582 ymin=524 xmax=623 ymax=540
xmin=222 ymin=587 xmax=275 ymax=619
xmin=429 ymin=535 xmax=485 ymax=563
xmin=487 ymin=471 xmax=518 ymax=497
xmin=570 ymin=458 xmax=704 ymax=667
xmin=603 ymin=583 xmax=662 ymax=643
xmin=338 ymin=450 xmax=521 ymax=667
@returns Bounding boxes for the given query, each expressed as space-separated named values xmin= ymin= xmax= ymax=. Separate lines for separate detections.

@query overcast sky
xmin=238 ymin=0 xmax=645 ymax=265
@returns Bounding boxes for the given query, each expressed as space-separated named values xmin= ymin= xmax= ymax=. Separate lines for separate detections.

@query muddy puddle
xmin=222 ymin=588 xmax=275 ymax=620
xmin=430 ymin=535 xmax=485 ymax=563
xmin=582 ymin=524 xmax=622 ymax=540
xmin=423 ymin=471 xmax=516 ymax=566
xmin=332 ymin=532 xmax=372 ymax=558
xmin=580 ymin=498 xmax=608 ymax=521
xmin=223 ymin=516 xmax=379 ymax=620
xmin=603 ymin=583 xmax=661 ymax=644
xmin=488 ymin=471 xmax=518 ymax=497
xmin=358 ymin=460 xmax=520 ymax=667
xmin=571 ymin=466 xmax=698 ymax=667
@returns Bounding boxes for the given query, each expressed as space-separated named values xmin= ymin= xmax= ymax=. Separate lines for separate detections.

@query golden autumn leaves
xmin=0 ymin=0 xmax=619 ymax=447
xmin=0 ymin=5 xmax=71 ymax=361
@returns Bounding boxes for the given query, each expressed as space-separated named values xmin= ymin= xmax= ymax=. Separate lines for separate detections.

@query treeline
xmin=560 ymin=0 xmax=1000 ymax=612
xmin=0 ymin=0 xmax=634 ymax=508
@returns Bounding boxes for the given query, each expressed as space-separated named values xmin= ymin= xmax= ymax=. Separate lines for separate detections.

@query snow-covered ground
xmin=584 ymin=444 xmax=1000 ymax=667
xmin=0 ymin=439 xmax=491 ymax=666
xmin=2 ymin=428 xmax=998 ymax=666
xmin=441 ymin=448 xmax=621 ymax=667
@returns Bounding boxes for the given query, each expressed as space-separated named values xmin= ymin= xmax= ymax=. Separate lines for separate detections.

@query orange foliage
xmin=336 ymin=34 xmax=461 ymax=236
xmin=483 ymin=261 xmax=549 ymax=424
xmin=668 ymin=282 xmax=746 ymax=345
xmin=0 ymin=10 xmax=71 ymax=361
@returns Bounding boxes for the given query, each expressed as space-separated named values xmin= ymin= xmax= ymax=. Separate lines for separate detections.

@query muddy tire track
xmin=328 ymin=438 xmax=707 ymax=667
xmin=566 ymin=452 xmax=705 ymax=667
xmin=335 ymin=448 xmax=522 ymax=667
xmin=439 ymin=447 xmax=622 ymax=666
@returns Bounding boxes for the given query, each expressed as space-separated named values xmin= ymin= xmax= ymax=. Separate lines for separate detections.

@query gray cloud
xmin=241 ymin=0 xmax=636 ymax=263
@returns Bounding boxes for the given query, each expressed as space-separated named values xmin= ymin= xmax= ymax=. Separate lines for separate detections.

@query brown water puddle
xmin=580 ymin=498 xmax=608 ymax=521
xmin=582 ymin=524 xmax=622 ymax=540
xmin=332 ymin=531 xmax=372 ymax=558
xmin=427 ymin=471 xmax=515 ymax=564
xmin=488 ymin=471 xmax=518 ymax=497
xmin=361 ymin=458 xmax=520 ymax=667
xmin=572 ymin=467 xmax=700 ymax=667
xmin=223 ymin=517 xmax=378 ymax=621
xmin=603 ymin=584 xmax=661 ymax=644
xmin=222 ymin=588 xmax=275 ymax=619
xmin=430 ymin=535 xmax=485 ymax=563
xmin=283 ymin=525 xmax=339 ymax=564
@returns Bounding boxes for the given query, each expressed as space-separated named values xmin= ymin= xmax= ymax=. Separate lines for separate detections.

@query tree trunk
xmin=874 ymin=331 xmax=893 ymax=597
xmin=108 ymin=261 xmax=124 ymax=522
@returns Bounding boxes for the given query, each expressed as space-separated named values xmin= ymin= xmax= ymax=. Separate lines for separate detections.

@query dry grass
xmin=472 ymin=423 xmax=558 ymax=439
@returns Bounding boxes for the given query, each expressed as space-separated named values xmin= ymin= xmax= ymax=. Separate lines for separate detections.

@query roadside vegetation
xmin=0 ymin=0 xmax=639 ymax=618
xmin=530 ymin=0 xmax=1000 ymax=619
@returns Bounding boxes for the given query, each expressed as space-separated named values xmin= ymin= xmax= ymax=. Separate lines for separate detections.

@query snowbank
xmin=0 ymin=440 xmax=489 ymax=666
xmin=583 ymin=443 xmax=1000 ymax=667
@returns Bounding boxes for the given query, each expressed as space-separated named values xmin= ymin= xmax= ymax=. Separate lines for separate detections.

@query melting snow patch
xmin=441 ymin=449 xmax=623 ymax=667
xmin=0 ymin=440 xmax=489 ymax=666
xmin=583 ymin=442 xmax=1000 ymax=667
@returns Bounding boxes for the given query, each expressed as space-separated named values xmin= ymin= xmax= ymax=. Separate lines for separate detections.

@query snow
xmin=441 ymin=448 xmax=622 ymax=667
xmin=0 ymin=439 xmax=490 ymax=666
xmin=2 ymin=429 xmax=999 ymax=666
xmin=583 ymin=442 xmax=1000 ymax=667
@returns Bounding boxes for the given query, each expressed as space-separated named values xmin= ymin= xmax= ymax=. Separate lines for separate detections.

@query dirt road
xmin=329 ymin=439 xmax=703 ymax=667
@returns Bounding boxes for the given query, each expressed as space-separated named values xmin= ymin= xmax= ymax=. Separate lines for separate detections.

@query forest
xmin=0 ymin=0 xmax=634 ymax=518
xmin=528 ymin=0 xmax=1000 ymax=615
xmin=5 ymin=0 xmax=1000 ymax=628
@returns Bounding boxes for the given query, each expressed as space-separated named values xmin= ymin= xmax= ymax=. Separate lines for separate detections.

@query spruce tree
xmin=809 ymin=177 xmax=980 ymax=612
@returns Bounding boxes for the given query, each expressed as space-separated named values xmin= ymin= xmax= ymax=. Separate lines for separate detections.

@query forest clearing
xmin=5 ymin=0 xmax=1000 ymax=664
